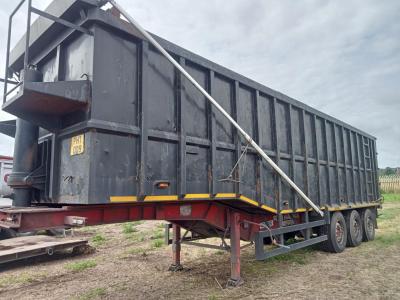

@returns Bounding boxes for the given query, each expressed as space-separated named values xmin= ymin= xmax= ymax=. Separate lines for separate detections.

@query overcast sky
xmin=0 ymin=0 xmax=399 ymax=167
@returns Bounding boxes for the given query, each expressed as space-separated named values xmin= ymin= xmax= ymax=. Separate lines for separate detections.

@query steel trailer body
xmin=1 ymin=0 xmax=380 ymax=284
xmin=3 ymin=0 xmax=379 ymax=210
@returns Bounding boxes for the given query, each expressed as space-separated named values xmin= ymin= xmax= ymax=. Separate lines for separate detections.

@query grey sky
xmin=0 ymin=0 xmax=399 ymax=167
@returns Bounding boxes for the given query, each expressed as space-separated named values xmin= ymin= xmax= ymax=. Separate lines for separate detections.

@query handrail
xmin=3 ymin=0 xmax=27 ymax=104
xmin=3 ymin=0 xmax=29 ymax=104
xmin=3 ymin=0 xmax=93 ymax=104
xmin=0 ymin=78 xmax=19 ymax=85
xmin=23 ymin=0 xmax=33 ymax=78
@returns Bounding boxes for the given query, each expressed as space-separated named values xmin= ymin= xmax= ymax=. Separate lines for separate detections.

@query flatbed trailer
xmin=0 ymin=0 xmax=381 ymax=286
xmin=0 ymin=235 xmax=87 ymax=265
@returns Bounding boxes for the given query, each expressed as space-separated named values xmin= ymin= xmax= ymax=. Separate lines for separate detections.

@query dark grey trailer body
xmin=3 ymin=0 xmax=379 ymax=211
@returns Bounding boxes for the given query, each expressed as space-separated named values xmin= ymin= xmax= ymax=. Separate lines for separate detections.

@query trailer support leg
xmin=168 ymin=224 xmax=183 ymax=271
xmin=227 ymin=211 xmax=243 ymax=287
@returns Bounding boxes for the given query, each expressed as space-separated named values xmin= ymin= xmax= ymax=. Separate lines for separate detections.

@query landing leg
xmin=227 ymin=211 xmax=243 ymax=287
xmin=168 ymin=224 xmax=183 ymax=271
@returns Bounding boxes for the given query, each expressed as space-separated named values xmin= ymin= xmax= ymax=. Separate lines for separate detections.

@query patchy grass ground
xmin=0 ymin=195 xmax=399 ymax=299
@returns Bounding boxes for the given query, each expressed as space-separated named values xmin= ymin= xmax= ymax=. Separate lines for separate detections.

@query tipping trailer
xmin=0 ymin=0 xmax=381 ymax=285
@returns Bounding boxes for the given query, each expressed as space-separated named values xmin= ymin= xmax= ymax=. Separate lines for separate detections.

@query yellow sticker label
xmin=70 ymin=134 xmax=85 ymax=156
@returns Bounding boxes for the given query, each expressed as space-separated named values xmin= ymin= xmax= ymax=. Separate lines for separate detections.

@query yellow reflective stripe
xmin=280 ymin=208 xmax=310 ymax=214
xmin=239 ymin=195 xmax=258 ymax=206
xmin=215 ymin=193 xmax=237 ymax=198
xmin=110 ymin=196 xmax=138 ymax=203
xmin=184 ymin=194 xmax=210 ymax=199
xmin=327 ymin=202 xmax=380 ymax=211
xmin=111 ymin=194 xmax=380 ymax=215
xmin=329 ymin=205 xmax=348 ymax=211
xmin=144 ymin=195 xmax=179 ymax=201
xmin=239 ymin=195 xmax=278 ymax=214
xmin=261 ymin=205 xmax=278 ymax=214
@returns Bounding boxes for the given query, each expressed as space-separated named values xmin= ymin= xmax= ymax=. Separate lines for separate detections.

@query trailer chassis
xmin=0 ymin=200 xmax=328 ymax=285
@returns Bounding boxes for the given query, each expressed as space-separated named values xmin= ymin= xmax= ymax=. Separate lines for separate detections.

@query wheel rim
xmin=335 ymin=221 xmax=345 ymax=245
xmin=353 ymin=218 xmax=362 ymax=239
xmin=366 ymin=216 xmax=374 ymax=235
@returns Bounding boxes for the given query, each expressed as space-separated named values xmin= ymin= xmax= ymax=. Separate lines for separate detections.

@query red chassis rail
xmin=0 ymin=201 xmax=271 ymax=239
xmin=0 ymin=201 xmax=273 ymax=285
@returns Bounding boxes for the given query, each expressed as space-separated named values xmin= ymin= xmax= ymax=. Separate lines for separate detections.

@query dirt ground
xmin=0 ymin=196 xmax=399 ymax=300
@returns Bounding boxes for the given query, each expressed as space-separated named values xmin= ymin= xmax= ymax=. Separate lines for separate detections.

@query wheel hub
xmin=335 ymin=221 xmax=344 ymax=244
xmin=367 ymin=216 xmax=374 ymax=233
xmin=353 ymin=219 xmax=361 ymax=238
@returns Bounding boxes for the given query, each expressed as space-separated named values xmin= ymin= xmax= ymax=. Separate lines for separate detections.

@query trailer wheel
xmin=345 ymin=210 xmax=363 ymax=247
xmin=0 ymin=228 xmax=17 ymax=240
xmin=361 ymin=209 xmax=376 ymax=242
xmin=323 ymin=212 xmax=347 ymax=253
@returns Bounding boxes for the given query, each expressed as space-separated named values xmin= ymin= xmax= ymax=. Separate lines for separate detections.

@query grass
xmin=125 ymin=224 xmax=165 ymax=242
xmin=150 ymin=230 xmax=165 ymax=240
xmin=126 ymin=231 xmax=146 ymax=242
xmin=243 ymin=247 xmax=314 ymax=277
xmin=132 ymin=221 xmax=144 ymax=226
xmin=375 ymin=231 xmax=400 ymax=246
xmin=122 ymin=222 xmax=138 ymax=234
xmin=77 ymin=226 xmax=98 ymax=233
xmin=378 ymin=205 xmax=400 ymax=221
xmin=91 ymin=234 xmax=106 ymax=246
xmin=269 ymin=248 xmax=312 ymax=265
xmin=126 ymin=247 xmax=150 ymax=256
xmin=375 ymin=193 xmax=400 ymax=247
xmin=157 ymin=223 xmax=166 ymax=229
xmin=151 ymin=239 xmax=164 ymax=248
xmin=0 ymin=273 xmax=38 ymax=288
xmin=378 ymin=193 xmax=400 ymax=221
xmin=243 ymin=259 xmax=279 ymax=276
xmin=66 ymin=260 xmax=97 ymax=272
xmin=122 ymin=221 xmax=145 ymax=236
xmin=79 ymin=287 xmax=107 ymax=300
xmin=382 ymin=193 xmax=400 ymax=203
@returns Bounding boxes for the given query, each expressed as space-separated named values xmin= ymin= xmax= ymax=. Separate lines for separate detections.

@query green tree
xmin=383 ymin=167 xmax=396 ymax=176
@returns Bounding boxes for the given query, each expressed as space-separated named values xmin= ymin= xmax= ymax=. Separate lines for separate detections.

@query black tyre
xmin=345 ymin=210 xmax=363 ymax=247
xmin=322 ymin=212 xmax=347 ymax=253
xmin=46 ymin=229 xmax=66 ymax=237
xmin=361 ymin=209 xmax=376 ymax=242
xmin=0 ymin=228 xmax=17 ymax=240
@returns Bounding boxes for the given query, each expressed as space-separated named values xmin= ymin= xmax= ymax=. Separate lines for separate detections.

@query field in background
xmin=380 ymin=175 xmax=400 ymax=193
xmin=0 ymin=194 xmax=399 ymax=299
